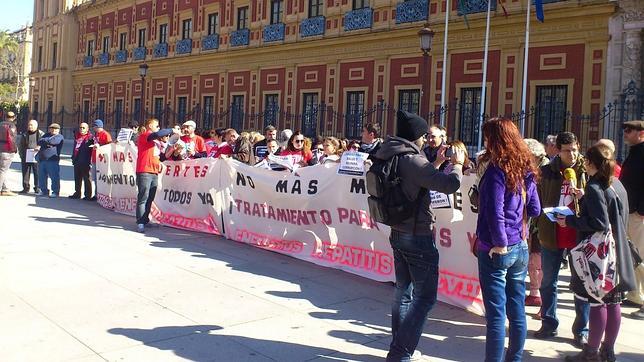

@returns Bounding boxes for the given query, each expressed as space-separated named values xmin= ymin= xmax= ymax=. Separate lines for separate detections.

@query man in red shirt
xmin=215 ymin=128 xmax=238 ymax=158
xmin=136 ymin=118 xmax=165 ymax=233
xmin=179 ymin=120 xmax=206 ymax=158
xmin=90 ymin=119 xmax=113 ymax=200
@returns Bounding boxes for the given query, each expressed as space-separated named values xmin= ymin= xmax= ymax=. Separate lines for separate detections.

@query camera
xmin=444 ymin=145 xmax=453 ymax=158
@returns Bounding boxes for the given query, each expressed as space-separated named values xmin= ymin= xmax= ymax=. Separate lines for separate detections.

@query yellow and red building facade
xmin=30 ymin=0 xmax=632 ymax=144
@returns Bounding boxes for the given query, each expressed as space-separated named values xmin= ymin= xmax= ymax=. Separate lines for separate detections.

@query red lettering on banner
xmin=336 ymin=207 xmax=380 ymax=230
xmin=98 ymin=153 xmax=107 ymax=163
xmin=96 ymin=193 xmax=137 ymax=213
xmin=150 ymin=205 xmax=221 ymax=235
xmin=233 ymin=198 xmax=325 ymax=226
xmin=111 ymin=151 xmax=134 ymax=163
xmin=439 ymin=228 xmax=452 ymax=247
xmin=235 ymin=229 xmax=304 ymax=254
xmin=311 ymin=241 xmax=393 ymax=275
xmin=164 ymin=164 xmax=210 ymax=178
xmin=438 ymin=269 xmax=482 ymax=303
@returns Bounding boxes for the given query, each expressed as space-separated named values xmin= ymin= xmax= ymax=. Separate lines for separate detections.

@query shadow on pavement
xmin=108 ymin=324 xmax=383 ymax=361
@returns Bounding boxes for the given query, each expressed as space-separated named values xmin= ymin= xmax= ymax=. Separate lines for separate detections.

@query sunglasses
xmin=316 ymin=147 xmax=324 ymax=151
xmin=294 ymin=139 xmax=305 ymax=143
xmin=623 ymin=128 xmax=635 ymax=133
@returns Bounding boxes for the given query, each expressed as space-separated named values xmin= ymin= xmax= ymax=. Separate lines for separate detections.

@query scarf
xmin=74 ymin=132 xmax=92 ymax=157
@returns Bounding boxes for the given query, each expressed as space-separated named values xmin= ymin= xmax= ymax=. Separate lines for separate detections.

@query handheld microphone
xmin=563 ymin=168 xmax=577 ymax=188
xmin=563 ymin=168 xmax=579 ymax=214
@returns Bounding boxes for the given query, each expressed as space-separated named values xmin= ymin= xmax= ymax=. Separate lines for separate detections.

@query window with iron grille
xmin=154 ymin=98 xmax=164 ymax=122
xmin=133 ymin=98 xmax=141 ymax=122
xmin=352 ymin=0 xmax=369 ymax=10
xmin=82 ymin=101 xmax=89 ymax=122
xmin=237 ymin=7 xmax=249 ymax=30
xmin=177 ymin=97 xmax=188 ymax=122
xmin=51 ymin=42 xmax=57 ymax=69
xmin=47 ymin=101 xmax=53 ymax=124
xmin=345 ymin=91 xmax=365 ymax=138
xmin=119 ymin=33 xmax=127 ymax=51
xmin=115 ymin=99 xmax=123 ymax=130
xmin=302 ymin=93 xmax=319 ymax=137
xmin=207 ymin=13 xmax=218 ymax=35
xmin=264 ymin=94 xmax=279 ymax=129
xmin=309 ymin=0 xmax=323 ymax=17
xmin=138 ymin=28 xmax=146 ymax=47
xmin=98 ymin=99 xmax=106 ymax=120
xmin=203 ymin=96 xmax=214 ymax=129
xmin=271 ymin=0 xmax=283 ymax=24
xmin=534 ymin=85 xmax=568 ymax=143
xmin=459 ymin=87 xmax=482 ymax=154
xmin=231 ymin=95 xmax=245 ymax=130
xmin=102 ymin=36 xmax=110 ymax=53
xmin=159 ymin=24 xmax=168 ymax=44
xmin=398 ymin=89 xmax=420 ymax=115
xmin=37 ymin=46 xmax=43 ymax=71
xmin=182 ymin=19 xmax=192 ymax=40
xmin=86 ymin=40 xmax=94 ymax=57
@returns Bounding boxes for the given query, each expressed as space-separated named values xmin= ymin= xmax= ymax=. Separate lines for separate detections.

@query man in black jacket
xmin=620 ymin=120 xmax=644 ymax=319
xmin=70 ymin=123 xmax=93 ymax=199
xmin=18 ymin=119 xmax=44 ymax=194
xmin=377 ymin=110 xmax=465 ymax=361
xmin=359 ymin=122 xmax=382 ymax=158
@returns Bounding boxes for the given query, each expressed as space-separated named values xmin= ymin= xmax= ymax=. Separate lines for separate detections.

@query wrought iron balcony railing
xmin=231 ymin=29 xmax=250 ymax=47
xmin=176 ymin=38 xmax=193 ymax=54
xmin=457 ymin=0 xmax=497 ymax=15
xmin=344 ymin=8 xmax=373 ymax=31
xmin=98 ymin=53 xmax=109 ymax=65
xmin=115 ymin=50 xmax=127 ymax=63
xmin=300 ymin=16 xmax=325 ymax=37
xmin=133 ymin=47 xmax=146 ymax=60
xmin=263 ymin=23 xmax=285 ymax=43
xmin=396 ymin=0 xmax=428 ymax=24
xmin=202 ymin=34 xmax=220 ymax=50
xmin=83 ymin=55 xmax=93 ymax=67
xmin=153 ymin=43 xmax=168 ymax=58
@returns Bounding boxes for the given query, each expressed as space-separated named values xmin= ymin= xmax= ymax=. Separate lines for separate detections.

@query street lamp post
xmin=138 ymin=63 xmax=149 ymax=124
xmin=29 ymin=78 xmax=36 ymax=118
xmin=418 ymin=23 xmax=434 ymax=117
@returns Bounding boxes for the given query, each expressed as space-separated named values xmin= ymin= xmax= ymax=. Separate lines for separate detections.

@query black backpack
xmin=366 ymin=152 xmax=426 ymax=229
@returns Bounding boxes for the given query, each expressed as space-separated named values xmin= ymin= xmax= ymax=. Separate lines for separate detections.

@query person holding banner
xmin=215 ymin=129 xmax=238 ymax=158
xmin=556 ymin=144 xmax=635 ymax=362
xmin=90 ymin=119 xmax=113 ymax=201
xmin=179 ymin=120 xmax=207 ymax=158
xmin=376 ymin=110 xmax=464 ymax=362
xmin=320 ymin=137 xmax=343 ymax=164
xmin=135 ymin=118 xmax=164 ymax=233
xmin=475 ymin=118 xmax=541 ymax=362
xmin=280 ymin=131 xmax=314 ymax=167
xmin=69 ymin=123 xmax=93 ymax=200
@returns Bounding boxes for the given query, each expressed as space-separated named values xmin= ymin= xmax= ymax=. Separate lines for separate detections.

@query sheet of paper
xmin=25 ymin=148 xmax=37 ymax=163
xmin=542 ymin=206 xmax=574 ymax=222
xmin=337 ymin=151 xmax=369 ymax=176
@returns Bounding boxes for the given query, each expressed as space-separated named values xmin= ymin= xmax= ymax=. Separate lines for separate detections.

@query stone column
xmin=621 ymin=0 xmax=644 ymax=90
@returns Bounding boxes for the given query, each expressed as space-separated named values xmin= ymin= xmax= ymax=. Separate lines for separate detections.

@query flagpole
xmin=520 ymin=0 xmax=531 ymax=136
xmin=440 ymin=0 xmax=450 ymax=127
xmin=477 ymin=0 xmax=492 ymax=152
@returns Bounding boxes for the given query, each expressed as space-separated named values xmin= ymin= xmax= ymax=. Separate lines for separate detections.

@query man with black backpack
xmin=368 ymin=110 xmax=464 ymax=361
xmin=0 ymin=111 xmax=18 ymax=196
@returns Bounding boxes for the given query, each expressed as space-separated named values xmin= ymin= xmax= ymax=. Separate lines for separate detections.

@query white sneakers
xmin=137 ymin=224 xmax=145 ymax=233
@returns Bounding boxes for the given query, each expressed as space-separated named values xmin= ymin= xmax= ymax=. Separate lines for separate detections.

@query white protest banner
xmin=337 ymin=151 xmax=370 ymax=176
xmin=151 ymin=159 xmax=225 ymax=235
xmin=219 ymin=160 xmax=394 ymax=282
xmin=95 ymin=143 xmax=138 ymax=215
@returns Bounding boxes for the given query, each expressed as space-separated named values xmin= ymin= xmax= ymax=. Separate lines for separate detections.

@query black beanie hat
xmin=396 ymin=110 xmax=427 ymax=141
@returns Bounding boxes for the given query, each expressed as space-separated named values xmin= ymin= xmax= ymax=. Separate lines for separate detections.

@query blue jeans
xmin=539 ymin=248 xmax=589 ymax=337
xmin=477 ymin=241 xmax=529 ymax=362
xmin=136 ymin=173 xmax=158 ymax=225
xmin=386 ymin=230 xmax=439 ymax=362
xmin=38 ymin=159 xmax=60 ymax=195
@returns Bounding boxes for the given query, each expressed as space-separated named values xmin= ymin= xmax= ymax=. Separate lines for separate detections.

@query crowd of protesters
xmin=1 ymin=107 xmax=643 ymax=362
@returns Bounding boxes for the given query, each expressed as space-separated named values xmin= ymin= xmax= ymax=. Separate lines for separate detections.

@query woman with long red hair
xmin=476 ymin=118 xmax=541 ymax=362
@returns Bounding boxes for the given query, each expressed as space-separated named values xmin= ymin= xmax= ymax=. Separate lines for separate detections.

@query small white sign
xmin=116 ymin=128 xmax=134 ymax=143
xmin=430 ymin=191 xmax=452 ymax=209
xmin=25 ymin=148 xmax=37 ymax=163
xmin=337 ymin=151 xmax=369 ymax=176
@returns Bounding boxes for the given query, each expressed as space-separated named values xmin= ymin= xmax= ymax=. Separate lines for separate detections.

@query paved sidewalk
xmin=1 ymin=153 xmax=642 ymax=361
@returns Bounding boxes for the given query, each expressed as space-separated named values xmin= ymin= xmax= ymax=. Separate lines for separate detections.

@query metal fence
xmin=2 ymin=82 xmax=641 ymax=160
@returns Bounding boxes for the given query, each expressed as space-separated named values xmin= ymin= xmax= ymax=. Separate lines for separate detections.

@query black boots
xmin=564 ymin=346 xmax=600 ymax=362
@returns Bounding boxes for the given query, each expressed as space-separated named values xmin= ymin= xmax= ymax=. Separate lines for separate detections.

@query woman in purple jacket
xmin=476 ymin=118 xmax=541 ymax=362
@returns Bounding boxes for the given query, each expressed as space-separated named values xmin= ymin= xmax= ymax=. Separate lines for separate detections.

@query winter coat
xmin=374 ymin=136 xmax=462 ymax=235
xmin=18 ymin=129 xmax=44 ymax=161
xmin=619 ymin=141 xmax=643 ymax=215
xmin=565 ymin=177 xmax=636 ymax=303
xmin=536 ymin=155 xmax=587 ymax=251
